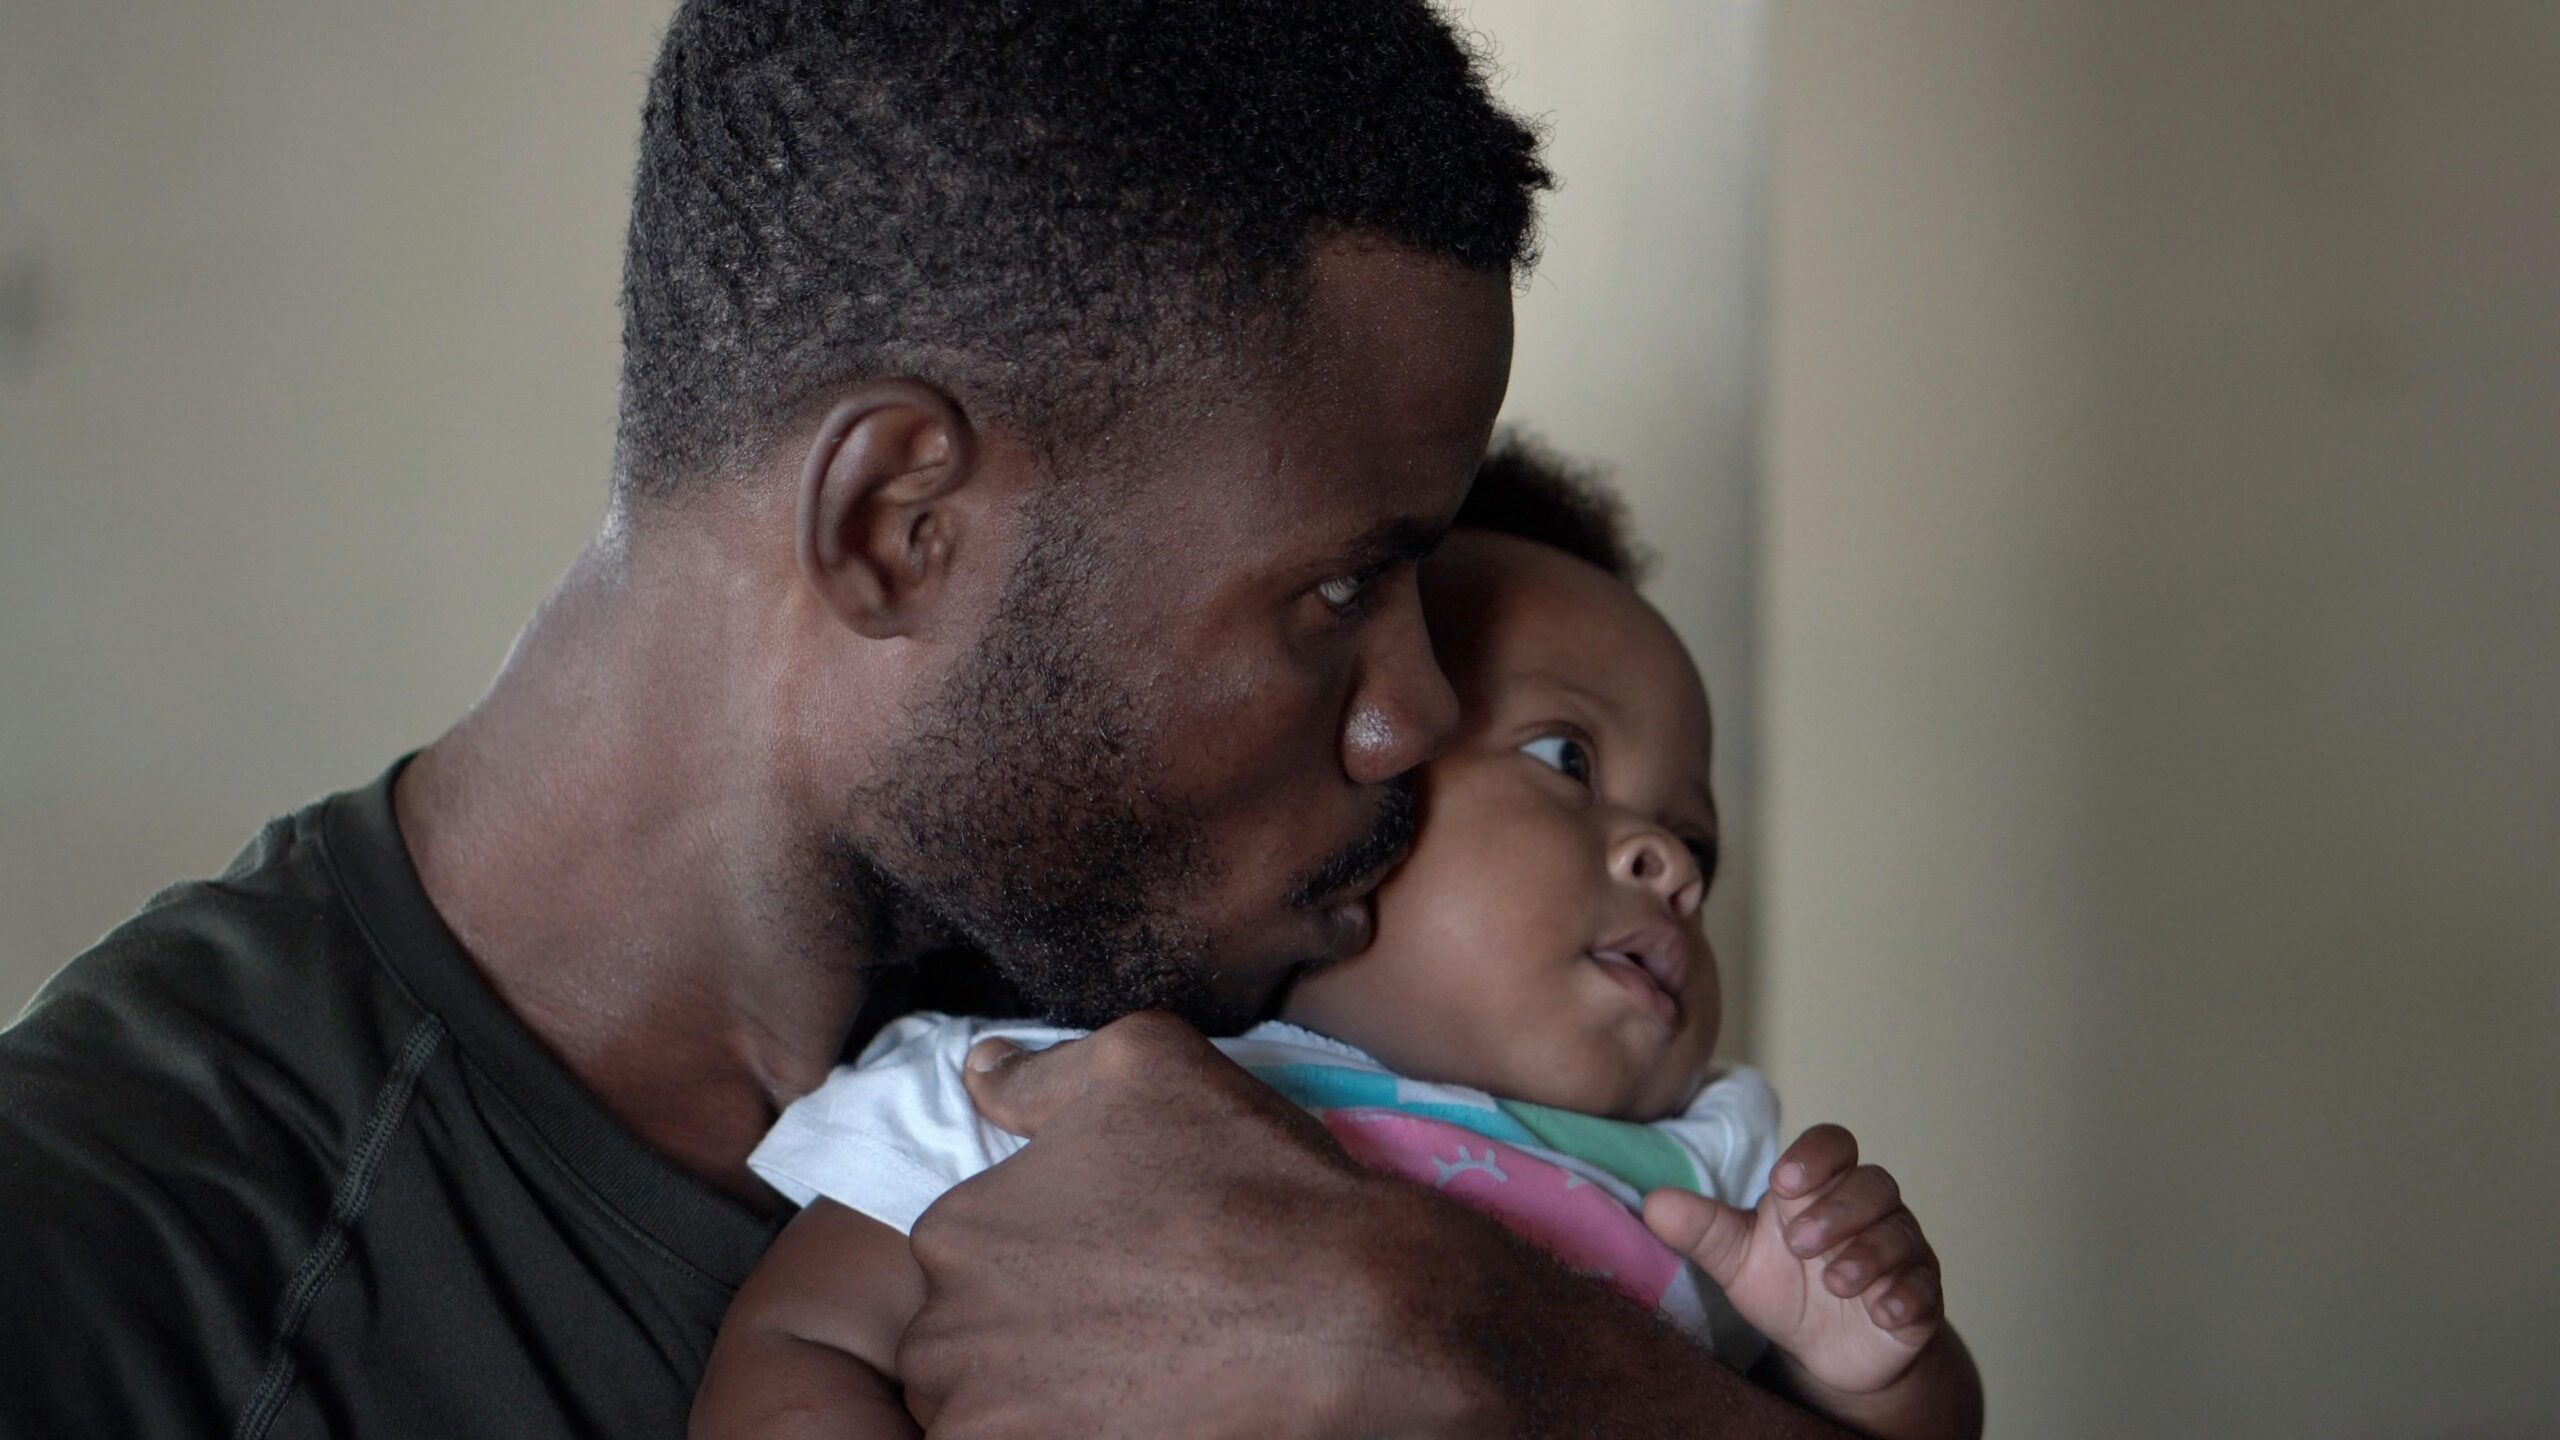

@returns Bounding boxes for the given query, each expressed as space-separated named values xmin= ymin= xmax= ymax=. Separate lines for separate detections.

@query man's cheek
xmin=1165 ymin=679 xmax=1341 ymax=807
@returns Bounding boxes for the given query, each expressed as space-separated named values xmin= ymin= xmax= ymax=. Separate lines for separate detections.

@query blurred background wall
xmin=1760 ymin=4 xmax=2560 ymax=1437
xmin=3 ymin=3 xmax=2556 ymax=1437
xmin=0 ymin=2 xmax=659 ymax=980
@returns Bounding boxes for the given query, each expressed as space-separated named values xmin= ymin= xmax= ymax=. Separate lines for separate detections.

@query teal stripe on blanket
xmin=1249 ymin=1064 xmax=1540 ymax=1146
xmin=1497 ymin=1099 xmax=1704 ymax=1196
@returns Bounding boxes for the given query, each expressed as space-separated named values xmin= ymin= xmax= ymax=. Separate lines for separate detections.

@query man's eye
xmin=1316 ymin=573 xmax=1369 ymax=614
xmin=1519 ymin=733 xmax=1593 ymax=786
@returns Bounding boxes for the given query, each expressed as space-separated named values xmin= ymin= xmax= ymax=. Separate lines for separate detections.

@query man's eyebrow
xmin=1334 ymin=517 xmax=1453 ymax=574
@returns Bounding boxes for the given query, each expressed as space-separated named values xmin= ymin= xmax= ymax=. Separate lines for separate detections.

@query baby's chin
xmin=1278 ymin=970 xmax=1719 ymax=1119
xmin=1528 ymin=1068 xmax=1704 ymax=1124
xmin=1412 ymin=1035 xmax=1714 ymax=1122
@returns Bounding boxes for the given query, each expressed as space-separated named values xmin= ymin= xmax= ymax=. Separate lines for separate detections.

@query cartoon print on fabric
xmin=1317 ymin=1109 xmax=1688 ymax=1312
xmin=1433 ymin=1146 xmax=1510 ymax=1187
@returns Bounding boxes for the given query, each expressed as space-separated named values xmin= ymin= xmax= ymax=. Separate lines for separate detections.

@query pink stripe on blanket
xmin=1318 ymin=1108 xmax=1685 ymax=1311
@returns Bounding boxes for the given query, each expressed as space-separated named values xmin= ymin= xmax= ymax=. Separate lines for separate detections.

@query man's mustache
xmin=1287 ymin=777 xmax=1420 ymax=908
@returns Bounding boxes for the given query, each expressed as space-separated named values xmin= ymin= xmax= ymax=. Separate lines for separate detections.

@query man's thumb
xmin=960 ymin=1033 xmax=1084 ymax=1140
xmin=1643 ymin=1188 xmax=1758 ymax=1289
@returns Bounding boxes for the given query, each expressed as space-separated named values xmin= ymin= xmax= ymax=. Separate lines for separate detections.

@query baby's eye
xmin=1519 ymin=733 xmax=1593 ymax=786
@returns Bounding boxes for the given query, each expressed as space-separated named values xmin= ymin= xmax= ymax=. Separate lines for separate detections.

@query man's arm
xmin=892 ymin=1012 xmax=1862 ymax=1439
xmin=0 ymin=1100 xmax=273 ymax=1436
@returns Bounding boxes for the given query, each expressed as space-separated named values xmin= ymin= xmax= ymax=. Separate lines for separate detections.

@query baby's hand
xmin=1644 ymin=1124 xmax=1942 ymax=1399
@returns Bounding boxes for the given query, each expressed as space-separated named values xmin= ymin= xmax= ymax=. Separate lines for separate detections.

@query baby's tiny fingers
xmin=1821 ymin=1210 xmax=1927 ymax=1297
xmin=1786 ymin=1163 xmax=1902 ymax=1257
xmin=1865 ymin=1263 xmax=1943 ymax=1334
xmin=1771 ymin=1123 xmax=1859 ymax=1198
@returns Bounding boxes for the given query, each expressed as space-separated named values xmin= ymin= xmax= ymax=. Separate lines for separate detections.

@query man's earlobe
xmin=796 ymin=381 xmax=981 ymax=639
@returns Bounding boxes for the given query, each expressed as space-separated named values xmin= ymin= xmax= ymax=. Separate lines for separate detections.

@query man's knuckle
xmin=1117 ymin=1009 xmax=1205 ymax=1055
xmin=907 ymin=1201 xmax=973 ymax=1269
xmin=1087 ymin=1012 xmax=1216 ymax=1086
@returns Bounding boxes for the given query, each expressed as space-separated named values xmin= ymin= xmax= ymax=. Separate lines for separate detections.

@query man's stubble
xmin=827 ymin=485 xmax=1418 ymax=1036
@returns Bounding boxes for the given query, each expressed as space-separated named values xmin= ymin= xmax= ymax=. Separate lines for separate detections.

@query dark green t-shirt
xmin=0 ymin=763 xmax=778 ymax=1437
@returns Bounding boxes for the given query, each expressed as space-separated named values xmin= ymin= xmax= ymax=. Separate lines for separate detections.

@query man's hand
xmin=891 ymin=1011 xmax=1460 ymax=1438
xmin=894 ymin=1011 xmax=1865 ymax=1440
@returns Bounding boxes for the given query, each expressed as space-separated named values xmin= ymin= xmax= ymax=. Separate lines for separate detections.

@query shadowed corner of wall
xmin=0 ymin=240 xmax=47 ymax=381
xmin=0 ymin=163 xmax=51 ymax=380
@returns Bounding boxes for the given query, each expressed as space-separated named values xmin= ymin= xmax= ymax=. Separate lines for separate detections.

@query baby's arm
xmin=691 ymin=1200 xmax=928 ymax=1440
xmin=1645 ymin=1125 xmax=1985 ymax=1440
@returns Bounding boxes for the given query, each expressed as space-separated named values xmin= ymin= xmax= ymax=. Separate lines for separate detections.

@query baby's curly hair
xmin=614 ymin=0 xmax=1552 ymax=502
xmin=1456 ymin=432 xmax=1649 ymax=583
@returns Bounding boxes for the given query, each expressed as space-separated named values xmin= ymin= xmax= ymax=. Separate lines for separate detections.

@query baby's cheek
xmin=1291 ymin=777 xmax=1602 ymax=1085
xmin=1288 ymin=885 xmax=1508 ymax=1077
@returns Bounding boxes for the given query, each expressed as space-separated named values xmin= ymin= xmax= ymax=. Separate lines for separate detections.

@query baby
xmin=693 ymin=439 xmax=1984 ymax=1440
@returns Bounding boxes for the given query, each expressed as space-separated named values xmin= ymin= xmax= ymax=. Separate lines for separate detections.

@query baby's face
xmin=1283 ymin=531 xmax=1723 ymax=1121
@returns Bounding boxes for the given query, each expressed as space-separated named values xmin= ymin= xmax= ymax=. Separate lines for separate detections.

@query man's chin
xmin=1024 ymin=984 xmax=1260 ymax=1038
xmin=1007 ymin=944 xmax=1302 ymax=1038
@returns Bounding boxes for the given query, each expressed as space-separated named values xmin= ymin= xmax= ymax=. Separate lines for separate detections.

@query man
xmin=1 ymin=4 xmax=1853 ymax=1436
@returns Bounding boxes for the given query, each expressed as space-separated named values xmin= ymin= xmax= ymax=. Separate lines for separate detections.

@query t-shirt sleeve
xmin=1663 ymin=1065 xmax=1783 ymax=1208
xmin=0 ymin=1114 xmax=262 ymax=1435
xmin=746 ymin=1013 xmax=1084 ymax=1233
xmin=0 ymin=964 xmax=313 ymax=1436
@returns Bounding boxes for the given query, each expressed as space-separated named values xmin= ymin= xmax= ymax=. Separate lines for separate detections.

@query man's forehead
xmin=1096 ymin=239 xmax=1509 ymax=587
xmin=1291 ymin=240 xmax=1515 ymax=434
xmin=1145 ymin=398 xmax=1489 ymax=573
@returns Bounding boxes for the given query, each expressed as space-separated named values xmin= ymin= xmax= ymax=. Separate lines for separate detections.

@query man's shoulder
xmin=6 ymin=789 xmax=404 ymax=1096
xmin=0 ymin=785 xmax=434 ymax=1423
xmin=0 ymin=786 xmax=422 ymax=1265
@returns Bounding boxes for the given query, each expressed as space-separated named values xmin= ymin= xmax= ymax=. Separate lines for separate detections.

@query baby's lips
xmin=1597 ymin=918 xmax=1692 ymax=1000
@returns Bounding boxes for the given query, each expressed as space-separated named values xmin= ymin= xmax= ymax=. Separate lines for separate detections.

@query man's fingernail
xmin=1776 ymin=1162 xmax=1805 ymax=1192
xmin=966 ymin=1039 xmax=1019 ymax=1073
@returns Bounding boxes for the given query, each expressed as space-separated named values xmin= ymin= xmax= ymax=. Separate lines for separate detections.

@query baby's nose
xmin=1610 ymin=830 xmax=1702 ymax=917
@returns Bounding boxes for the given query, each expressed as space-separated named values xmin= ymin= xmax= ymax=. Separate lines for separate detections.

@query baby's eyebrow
xmin=1684 ymin=775 xmax=1717 ymax=819
xmin=1513 ymin=671 xmax=1627 ymax=728
xmin=1684 ymin=776 xmax=1722 ymax=840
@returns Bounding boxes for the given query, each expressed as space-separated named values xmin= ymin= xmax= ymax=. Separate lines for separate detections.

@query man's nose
xmin=1610 ymin=829 xmax=1704 ymax=919
xmin=1340 ymin=596 xmax=1460 ymax=787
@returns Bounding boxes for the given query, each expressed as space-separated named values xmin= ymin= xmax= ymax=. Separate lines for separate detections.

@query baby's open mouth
xmin=1589 ymin=921 xmax=1691 ymax=1026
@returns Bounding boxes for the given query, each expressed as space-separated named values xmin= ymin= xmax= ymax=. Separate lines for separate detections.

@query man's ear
xmin=795 ymin=380 xmax=983 ymax=639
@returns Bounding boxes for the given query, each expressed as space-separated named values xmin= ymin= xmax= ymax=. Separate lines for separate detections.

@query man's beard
xmin=829 ymin=495 xmax=1415 ymax=1035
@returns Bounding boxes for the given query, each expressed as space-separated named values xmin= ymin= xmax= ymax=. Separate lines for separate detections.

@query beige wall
xmin=1762 ymin=4 xmax=2560 ymax=1436
xmin=0 ymin=3 xmax=659 ymax=988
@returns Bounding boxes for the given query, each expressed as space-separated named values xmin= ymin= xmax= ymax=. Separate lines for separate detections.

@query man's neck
xmin=395 ymin=535 xmax=869 ymax=1211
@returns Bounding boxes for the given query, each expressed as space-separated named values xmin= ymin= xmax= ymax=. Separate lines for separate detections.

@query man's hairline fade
xmin=607 ymin=1 xmax=1552 ymax=509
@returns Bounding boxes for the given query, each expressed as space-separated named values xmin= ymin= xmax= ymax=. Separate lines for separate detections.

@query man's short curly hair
xmin=614 ymin=0 xmax=1552 ymax=502
xmin=1456 ymin=432 xmax=1648 ymax=583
